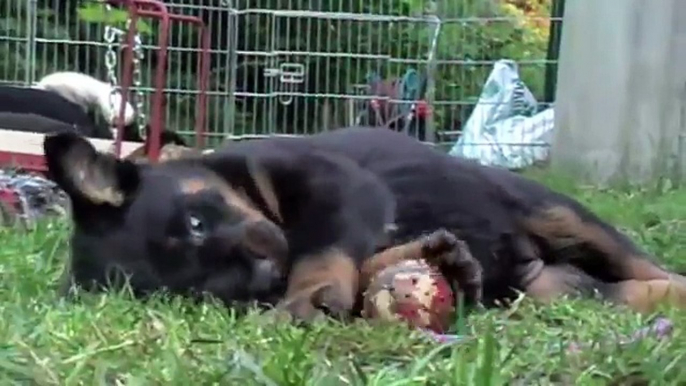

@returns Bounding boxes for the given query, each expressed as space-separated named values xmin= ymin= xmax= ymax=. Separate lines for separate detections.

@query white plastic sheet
xmin=448 ymin=59 xmax=555 ymax=170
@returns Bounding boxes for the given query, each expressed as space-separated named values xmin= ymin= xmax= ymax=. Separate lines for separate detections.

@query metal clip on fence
xmin=264 ymin=63 xmax=305 ymax=106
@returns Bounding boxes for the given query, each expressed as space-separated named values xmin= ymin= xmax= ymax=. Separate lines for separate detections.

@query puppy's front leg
xmin=361 ymin=229 xmax=483 ymax=305
xmin=276 ymin=249 xmax=359 ymax=322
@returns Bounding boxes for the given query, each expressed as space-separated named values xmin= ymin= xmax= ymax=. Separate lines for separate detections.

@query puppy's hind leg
xmin=523 ymin=264 xmax=600 ymax=302
xmin=520 ymin=205 xmax=680 ymax=283
xmin=525 ymin=264 xmax=686 ymax=314
xmin=604 ymin=279 xmax=686 ymax=314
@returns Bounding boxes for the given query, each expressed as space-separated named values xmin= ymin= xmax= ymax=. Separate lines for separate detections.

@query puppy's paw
xmin=311 ymin=283 xmax=354 ymax=321
xmin=420 ymin=229 xmax=459 ymax=263
xmin=276 ymin=282 xmax=354 ymax=324
xmin=421 ymin=230 xmax=483 ymax=304
xmin=276 ymin=295 xmax=325 ymax=324
xmin=261 ymin=307 xmax=296 ymax=324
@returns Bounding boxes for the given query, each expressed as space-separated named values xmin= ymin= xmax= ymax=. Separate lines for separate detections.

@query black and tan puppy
xmin=44 ymin=127 xmax=686 ymax=321
xmin=45 ymin=129 xmax=401 ymax=320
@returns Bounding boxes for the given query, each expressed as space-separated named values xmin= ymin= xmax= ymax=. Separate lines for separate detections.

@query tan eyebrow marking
xmin=178 ymin=176 xmax=266 ymax=222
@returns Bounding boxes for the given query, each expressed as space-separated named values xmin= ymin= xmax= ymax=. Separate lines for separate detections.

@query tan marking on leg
xmin=521 ymin=206 xmax=670 ymax=281
xmin=606 ymin=279 xmax=686 ymax=314
xmin=277 ymin=249 xmax=359 ymax=322
xmin=360 ymin=240 xmax=424 ymax=290
xmin=525 ymin=263 xmax=686 ymax=314
xmin=511 ymin=234 xmax=545 ymax=287
xmin=524 ymin=265 xmax=583 ymax=302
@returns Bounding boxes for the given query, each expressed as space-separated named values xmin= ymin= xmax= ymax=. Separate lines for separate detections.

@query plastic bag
xmin=448 ymin=59 xmax=555 ymax=169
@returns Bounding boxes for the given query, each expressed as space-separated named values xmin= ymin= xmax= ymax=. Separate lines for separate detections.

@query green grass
xmin=1 ymin=175 xmax=685 ymax=385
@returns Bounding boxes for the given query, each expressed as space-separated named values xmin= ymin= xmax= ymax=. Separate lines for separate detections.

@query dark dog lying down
xmin=0 ymin=86 xmax=187 ymax=150
xmin=0 ymin=112 xmax=83 ymax=134
xmin=0 ymin=87 xmax=108 ymax=138
xmin=44 ymin=127 xmax=686 ymax=321
xmin=0 ymin=111 xmax=187 ymax=163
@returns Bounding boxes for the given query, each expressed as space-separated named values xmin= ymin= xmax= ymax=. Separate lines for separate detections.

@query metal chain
xmin=128 ymin=18 xmax=147 ymax=139
xmin=103 ymin=3 xmax=124 ymax=131
xmin=103 ymin=4 xmax=147 ymax=140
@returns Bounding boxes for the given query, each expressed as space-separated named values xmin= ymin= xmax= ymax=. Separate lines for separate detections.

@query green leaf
xmin=76 ymin=3 xmax=153 ymax=35
xmin=407 ymin=0 xmax=425 ymax=13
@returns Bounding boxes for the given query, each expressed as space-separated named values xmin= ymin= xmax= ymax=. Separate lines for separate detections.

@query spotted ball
xmin=362 ymin=259 xmax=454 ymax=333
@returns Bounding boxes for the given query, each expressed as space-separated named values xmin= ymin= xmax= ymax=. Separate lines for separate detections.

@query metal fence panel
xmin=146 ymin=0 xmax=236 ymax=147
xmin=228 ymin=7 xmax=441 ymax=142
xmin=1 ymin=1 xmax=31 ymax=86
xmin=0 ymin=0 xmax=559 ymax=158
xmin=223 ymin=0 xmax=558 ymax=157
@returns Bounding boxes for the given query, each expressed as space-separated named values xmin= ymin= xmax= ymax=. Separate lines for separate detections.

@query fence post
xmin=24 ymin=0 xmax=38 ymax=85
xmin=225 ymin=2 xmax=239 ymax=142
xmin=679 ymin=89 xmax=686 ymax=186
xmin=552 ymin=0 xmax=686 ymax=186
xmin=543 ymin=0 xmax=564 ymax=105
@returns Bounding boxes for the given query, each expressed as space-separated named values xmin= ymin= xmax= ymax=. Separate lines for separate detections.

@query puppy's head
xmin=44 ymin=132 xmax=288 ymax=306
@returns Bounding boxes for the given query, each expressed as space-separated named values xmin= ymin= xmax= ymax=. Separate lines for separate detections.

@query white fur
xmin=34 ymin=71 xmax=136 ymax=126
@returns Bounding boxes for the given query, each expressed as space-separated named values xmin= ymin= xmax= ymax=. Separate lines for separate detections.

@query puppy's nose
xmin=249 ymin=259 xmax=284 ymax=294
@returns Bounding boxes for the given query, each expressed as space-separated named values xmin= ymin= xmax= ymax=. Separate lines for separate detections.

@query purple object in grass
xmin=623 ymin=317 xmax=673 ymax=343
xmin=565 ymin=317 xmax=674 ymax=353
xmin=422 ymin=318 xmax=674 ymax=349
xmin=420 ymin=328 xmax=467 ymax=344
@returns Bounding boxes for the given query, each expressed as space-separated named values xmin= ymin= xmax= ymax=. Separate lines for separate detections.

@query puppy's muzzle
xmin=248 ymin=258 xmax=285 ymax=294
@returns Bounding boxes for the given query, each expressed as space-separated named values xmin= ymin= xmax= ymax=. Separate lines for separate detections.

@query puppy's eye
xmin=188 ymin=213 xmax=206 ymax=238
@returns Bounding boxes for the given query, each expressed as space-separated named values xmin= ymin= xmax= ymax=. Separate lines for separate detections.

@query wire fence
xmin=1 ymin=0 xmax=561 ymax=163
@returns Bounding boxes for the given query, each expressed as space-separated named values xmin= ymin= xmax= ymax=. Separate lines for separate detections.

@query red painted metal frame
xmin=0 ymin=153 xmax=48 ymax=173
xmin=0 ymin=1 xmax=210 ymax=218
xmin=109 ymin=0 xmax=211 ymax=162
xmin=0 ymin=0 xmax=211 ymax=175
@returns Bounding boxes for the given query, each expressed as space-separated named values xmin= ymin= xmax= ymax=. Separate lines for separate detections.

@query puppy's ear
xmin=240 ymin=220 xmax=289 ymax=267
xmin=43 ymin=132 xmax=141 ymax=207
xmin=204 ymin=153 xmax=288 ymax=224
xmin=245 ymin=157 xmax=282 ymax=223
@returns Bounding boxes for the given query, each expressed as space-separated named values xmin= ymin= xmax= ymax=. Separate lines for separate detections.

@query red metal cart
xmin=0 ymin=0 xmax=211 ymax=222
